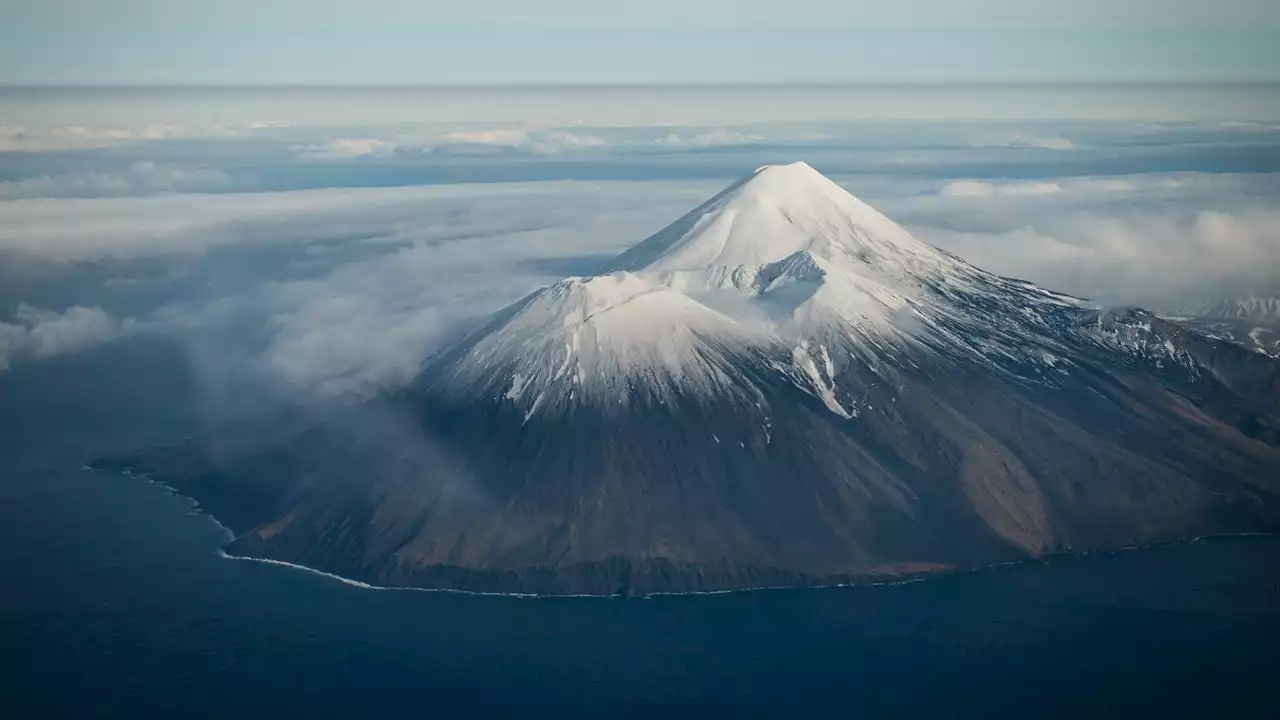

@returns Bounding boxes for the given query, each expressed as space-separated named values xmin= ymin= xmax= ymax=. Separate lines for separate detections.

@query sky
xmin=3 ymin=0 xmax=1279 ymax=84
xmin=0 ymin=2 xmax=1277 ymax=399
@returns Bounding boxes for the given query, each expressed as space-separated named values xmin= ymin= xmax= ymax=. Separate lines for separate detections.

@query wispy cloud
xmin=301 ymin=138 xmax=398 ymax=159
xmin=969 ymin=134 xmax=1077 ymax=151
xmin=0 ymin=180 xmax=713 ymax=392
xmin=0 ymin=304 xmax=129 ymax=370
xmin=0 ymin=122 xmax=297 ymax=152
xmin=940 ymin=180 xmax=1065 ymax=197
xmin=1022 ymin=136 xmax=1076 ymax=150
xmin=922 ymin=208 xmax=1280 ymax=308
xmin=658 ymin=128 xmax=768 ymax=147
xmin=0 ymin=124 xmax=190 ymax=152
xmin=892 ymin=173 xmax=1280 ymax=308
xmin=3 ymin=113 xmax=1276 ymax=394
xmin=443 ymin=129 xmax=533 ymax=146
xmin=0 ymin=181 xmax=711 ymax=262
xmin=0 ymin=162 xmax=234 ymax=199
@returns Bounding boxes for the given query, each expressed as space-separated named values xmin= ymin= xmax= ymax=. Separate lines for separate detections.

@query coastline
xmin=94 ymin=464 xmax=1278 ymax=600
xmin=217 ymin=534 xmax=1278 ymax=599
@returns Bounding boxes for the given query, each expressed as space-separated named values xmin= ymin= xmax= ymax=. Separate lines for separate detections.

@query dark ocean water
xmin=3 ymin=343 xmax=1280 ymax=717
xmin=4 ymin=463 xmax=1280 ymax=717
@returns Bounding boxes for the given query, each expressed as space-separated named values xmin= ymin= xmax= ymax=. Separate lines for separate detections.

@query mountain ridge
xmin=425 ymin=161 xmax=1093 ymax=421
xmin=96 ymin=163 xmax=1280 ymax=595
xmin=1196 ymin=296 xmax=1280 ymax=320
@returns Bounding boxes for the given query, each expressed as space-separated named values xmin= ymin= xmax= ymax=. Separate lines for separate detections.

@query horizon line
xmin=3 ymin=80 xmax=1279 ymax=92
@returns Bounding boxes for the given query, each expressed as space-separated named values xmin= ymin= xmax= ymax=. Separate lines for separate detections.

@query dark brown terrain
xmin=96 ymin=166 xmax=1280 ymax=595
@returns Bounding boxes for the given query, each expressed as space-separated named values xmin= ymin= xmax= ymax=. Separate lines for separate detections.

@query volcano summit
xmin=100 ymin=163 xmax=1280 ymax=595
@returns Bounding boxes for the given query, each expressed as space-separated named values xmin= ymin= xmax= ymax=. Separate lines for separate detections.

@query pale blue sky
xmin=2 ymin=0 xmax=1278 ymax=84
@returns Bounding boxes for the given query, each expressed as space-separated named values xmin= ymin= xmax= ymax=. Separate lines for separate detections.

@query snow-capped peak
xmin=611 ymin=161 xmax=948 ymax=275
xmin=435 ymin=271 xmax=761 ymax=414
xmin=605 ymin=162 xmax=984 ymax=344
xmin=429 ymin=163 xmax=1085 ymax=417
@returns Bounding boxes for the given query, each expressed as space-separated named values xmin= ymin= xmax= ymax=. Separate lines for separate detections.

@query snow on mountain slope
xmin=611 ymin=162 xmax=948 ymax=273
xmin=432 ymin=271 xmax=768 ymax=413
xmin=1198 ymin=297 xmax=1280 ymax=320
xmin=1164 ymin=297 xmax=1280 ymax=358
xmin=104 ymin=161 xmax=1280 ymax=596
xmin=427 ymin=162 xmax=1096 ymax=417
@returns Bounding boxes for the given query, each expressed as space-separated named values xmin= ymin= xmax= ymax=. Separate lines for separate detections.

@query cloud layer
xmin=940 ymin=180 xmax=1064 ymax=197
xmin=890 ymin=174 xmax=1280 ymax=308
xmin=0 ymin=304 xmax=127 ymax=370
xmin=2 ymin=118 xmax=1275 ymax=400
xmin=0 ymin=162 xmax=234 ymax=199
xmin=0 ymin=180 xmax=715 ymax=395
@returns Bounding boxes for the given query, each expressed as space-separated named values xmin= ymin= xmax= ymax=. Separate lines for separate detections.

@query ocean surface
xmin=3 ymin=395 xmax=1280 ymax=715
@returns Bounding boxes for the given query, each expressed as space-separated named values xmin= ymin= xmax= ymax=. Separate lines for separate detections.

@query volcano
xmin=100 ymin=163 xmax=1280 ymax=595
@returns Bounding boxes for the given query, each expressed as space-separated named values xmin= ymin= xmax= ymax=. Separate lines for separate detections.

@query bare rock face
xmin=98 ymin=164 xmax=1280 ymax=595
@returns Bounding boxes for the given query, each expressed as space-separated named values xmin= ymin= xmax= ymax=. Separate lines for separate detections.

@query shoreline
xmin=216 ymin=533 xmax=1276 ymax=600
xmin=95 ymin=464 xmax=1277 ymax=600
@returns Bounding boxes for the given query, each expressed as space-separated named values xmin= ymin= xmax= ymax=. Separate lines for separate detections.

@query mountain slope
xmin=1197 ymin=297 xmax=1280 ymax=321
xmin=1171 ymin=296 xmax=1280 ymax=358
xmin=99 ymin=163 xmax=1280 ymax=595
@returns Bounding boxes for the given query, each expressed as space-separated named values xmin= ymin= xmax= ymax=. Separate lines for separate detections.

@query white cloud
xmin=0 ymin=179 xmax=717 ymax=392
xmin=0 ymin=172 xmax=135 ymax=199
xmin=0 ymin=123 xmax=191 ymax=152
xmin=1090 ymin=179 xmax=1136 ymax=192
xmin=4 ymin=169 xmax=1274 ymax=391
xmin=0 ymin=323 xmax=25 ymax=371
xmin=899 ymin=176 xmax=1280 ymax=308
xmin=1215 ymin=121 xmax=1280 ymax=132
xmin=0 ymin=161 xmax=233 ymax=199
xmin=934 ymin=175 xmax=1207 ymax=200
xmin=293 ymin=128 xmax=613 ymax=159
xmin=0 ymin=122 xmax=302 ymax=152
xmin=1024 ymin=137 xmax=1076 ymax=150
xmin=659 ymin=128 xmax=767 ymax=147
xmin=148 ymin=178 xmax=1280 ymax=392
xmin=940 ymin=180 xmax=1064 ymax=197
xmin=429 ymin=123 xmax=833 ymax=153
xmin=0 ymin=304 xmax=128 ymax=371
xmin=0 ymin=180 xmax=717 ymax=263
xmin=535 ymin=131 xmax=610 ymax=151
xmin=438 ymin=128 xmax=610 ymax=154
xmin=246 ymin=186 xmax=711 ymax=396
xmin=443 ymin=129 xmax=533 ymax=147
xmin=311 ymin=123 xmax=799 ymax=157
xmin=301 ymin=137 xmax=398 ymax=159
xmin=970 ymin=135 xmax=1077 ymax=151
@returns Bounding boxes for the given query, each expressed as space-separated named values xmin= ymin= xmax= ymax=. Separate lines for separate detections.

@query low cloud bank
xmin=2 ymin=170 xmax=1274 ymax=395
xmin=940 ymin=180 xmax=1064 ymax=197
xmin=0 ymin=304 xmax=128 ymax=371
xmin=0 ymin=162 xmax=234 ymax=200
xmin=896 ymin=174 xmax=1279 ymax=308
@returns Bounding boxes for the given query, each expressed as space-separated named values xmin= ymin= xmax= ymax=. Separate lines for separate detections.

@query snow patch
xmin=792 ymin=343 xmax=853 ymax=419
xmin=430 ymin=163 xmax=1106 ymax=413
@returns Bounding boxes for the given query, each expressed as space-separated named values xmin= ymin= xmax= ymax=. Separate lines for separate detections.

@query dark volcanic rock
xmin=96 ymin=164 xmax=1280 ymax=595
